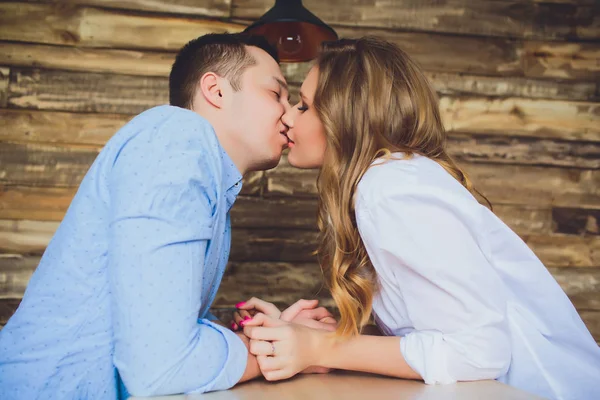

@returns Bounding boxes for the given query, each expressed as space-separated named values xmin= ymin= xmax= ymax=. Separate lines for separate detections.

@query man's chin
xmin=255 ymin=154 xmax=282 ymax=171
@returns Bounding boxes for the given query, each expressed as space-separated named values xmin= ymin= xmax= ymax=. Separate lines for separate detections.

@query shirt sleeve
xmin=356 ymin=183 xmax=511 ymax=384
xmin=107 ymin=116 xmax=247 ymax=396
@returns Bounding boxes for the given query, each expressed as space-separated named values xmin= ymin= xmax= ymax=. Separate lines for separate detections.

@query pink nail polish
xmin=239 ymin=320 xmax=246 ymax=327
xmin=235 ymin=302 xmax=246 ymax=308
xmin=231 ymin=322 xmax=238 ymax=330
xmin=244 ymin=316 xmax=251 ymax=321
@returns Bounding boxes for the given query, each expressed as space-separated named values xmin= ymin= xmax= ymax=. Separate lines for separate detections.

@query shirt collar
xmin=218 ymin=145 xmax=243 ymax=211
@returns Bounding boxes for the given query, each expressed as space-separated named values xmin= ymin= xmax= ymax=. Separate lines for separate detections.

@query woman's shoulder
xmin=356 ymin=153 xmax=472 ymax=209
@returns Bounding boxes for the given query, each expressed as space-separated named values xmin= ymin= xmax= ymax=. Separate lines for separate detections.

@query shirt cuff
xmin=188 ymin=320 xmax=248 ymax=393
xmin=400 ymin=330 xmax=456 ymax=385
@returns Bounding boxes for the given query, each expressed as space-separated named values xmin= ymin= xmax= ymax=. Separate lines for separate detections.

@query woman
xmin=235 ymin=37 xmax=600 ymax=400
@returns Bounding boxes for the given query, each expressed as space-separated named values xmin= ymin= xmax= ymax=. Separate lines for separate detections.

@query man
xmin=0 ymin=33 xmax=316 ymax=398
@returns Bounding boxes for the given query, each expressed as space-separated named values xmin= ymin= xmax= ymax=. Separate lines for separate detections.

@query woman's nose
xmin=281 ymin=108 xmax=295 ymax=129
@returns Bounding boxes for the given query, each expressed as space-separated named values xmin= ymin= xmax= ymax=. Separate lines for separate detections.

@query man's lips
xmin=280 ymin=131 xmax=295 ymax=145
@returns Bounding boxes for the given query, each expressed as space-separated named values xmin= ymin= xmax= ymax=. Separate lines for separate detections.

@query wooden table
xmin=132 ymin=372 xmax=544 ymax=400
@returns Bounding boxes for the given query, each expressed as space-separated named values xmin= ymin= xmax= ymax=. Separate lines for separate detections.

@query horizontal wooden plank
xmin=232 ymin=0 xmax=599 ymax=40
xmin=1 ymin=4 xmax=598 ymax=82
xmin=0 ymin=186 xmax=77 ymax=222
xmin=0 ymin=188 xmax=559 ymax=238
xmin=2 ymin=140 xmax=597 ymax=200
xmin=447 ymin=133 xmax=599 ymax=168
xmin=523 ymin=41 xmax=600 ymax=81
xmin=27 ymin=0 xmax=231 ymax=17
xmin=0 ymin=42 xmax=175 ymax=77
xmin=0 ymin=142 xmax=264 ymax=193
xmin=2 ymin=256 xmax=597 ymax=311
xmin=440 ymin=97 xmax=600 ymax=143
xmin=427 ymin=72 xmax=598 ymax=103
xmin=7 ymin=70 xmax=600 ymax=137
xmin=3 ymin=42 xmax=598 ymax=102
xmin=1 ymin=257 xmax=598 ymax=340
xmin=215 ymin=261 xmax=329 ymax=307
xmin=0 ymin=142 xmax=100 ymax=187
xmin=8 ymin=69 xmax=168 ymax=115
xmin=0 ymin=2 xmax=242 ymax=51
xmin=335 ymin=26 xmax=599 ymax=82
xmin=0 ymin=109 xmax=130 ymax=146
xmin=2 ymin=219 xmax=599 ymax=268
xmin=265 ymin=156 xmax=600 ymax=209
xmin=5 ymin=69 xmax=598 ymax=142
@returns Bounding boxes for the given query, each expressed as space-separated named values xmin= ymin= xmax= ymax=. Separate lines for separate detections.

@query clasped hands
xmin=230 ymin=297 xmax=337 ymax=381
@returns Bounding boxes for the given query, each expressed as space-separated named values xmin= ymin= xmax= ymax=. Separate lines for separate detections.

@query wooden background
xmin=0 ymin=0 xmax=598 ymax=343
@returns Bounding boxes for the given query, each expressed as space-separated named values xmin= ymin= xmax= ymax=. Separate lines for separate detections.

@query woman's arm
xmin=243 ymin=315 xmax=420 ymax=381
xmin=320 ymin=333 xmax=421 ymax=379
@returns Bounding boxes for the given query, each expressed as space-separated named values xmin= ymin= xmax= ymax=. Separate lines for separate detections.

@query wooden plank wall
xmin=0 ymin=0 xmax=599 ymax=342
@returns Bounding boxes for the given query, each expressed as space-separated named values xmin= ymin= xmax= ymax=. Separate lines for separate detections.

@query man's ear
xmin=198 ymin=72 xmax=224 ymax=109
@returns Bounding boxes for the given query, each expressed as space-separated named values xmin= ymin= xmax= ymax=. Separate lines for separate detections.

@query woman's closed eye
xmin=298 ymin=103 xmax=308 ymax=112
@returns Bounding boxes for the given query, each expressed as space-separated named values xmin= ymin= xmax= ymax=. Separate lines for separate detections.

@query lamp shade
xmin=243 ymin=0 xmax=338 ymax=62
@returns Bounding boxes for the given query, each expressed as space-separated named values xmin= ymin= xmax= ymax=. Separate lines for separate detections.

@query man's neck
xmin=190 ymin=107 xmax=248 ymax=176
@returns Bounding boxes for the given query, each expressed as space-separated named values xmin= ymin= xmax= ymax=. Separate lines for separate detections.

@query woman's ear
xmin=198 ymin=72 xmax=224 ymax=109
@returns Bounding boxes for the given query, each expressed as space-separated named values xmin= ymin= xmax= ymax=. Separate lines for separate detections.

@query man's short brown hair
xmin=169 ymin=33 xmax=279 ymax=108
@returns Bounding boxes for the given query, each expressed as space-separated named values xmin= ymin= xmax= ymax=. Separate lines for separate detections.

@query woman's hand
xmin=230 ymin=297 xmax=335 ymax=331
xmin=242 ymin=313 xmax=332 ymax=381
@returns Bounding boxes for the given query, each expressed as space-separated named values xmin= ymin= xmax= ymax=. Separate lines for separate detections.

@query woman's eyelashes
xmin=298 ymin=103 xmax=308 ymax=112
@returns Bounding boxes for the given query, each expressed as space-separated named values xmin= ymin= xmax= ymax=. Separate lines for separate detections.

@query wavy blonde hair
xmin=314 ymin=37 xmax=488 ymax=337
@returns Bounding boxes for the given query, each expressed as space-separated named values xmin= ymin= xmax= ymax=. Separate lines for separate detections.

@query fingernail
xmin=239 ymin=320 xmax=246 ymax=327
xmin=235 ymin=302 xmax=246 ymax=308
xmin=231 ymin=322 xmax=238 ymax=330
xmin=244 ymin=316 xmax=251 ymax=321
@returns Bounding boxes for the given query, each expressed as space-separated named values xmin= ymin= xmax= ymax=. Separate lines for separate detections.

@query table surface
xmin=131 ymin=372 xmax=544 ymax=400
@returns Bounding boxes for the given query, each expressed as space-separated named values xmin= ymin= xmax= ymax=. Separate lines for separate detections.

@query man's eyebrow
xmin=274 ymin=77 xmax=288 ymax=91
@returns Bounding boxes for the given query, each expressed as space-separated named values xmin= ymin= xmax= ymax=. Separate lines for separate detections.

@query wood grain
xmin=2 ymin=219 xmax=598 ymax=268
xmin=265 ymin=157 xmax=600 ymax=208
xmin=0 ymin=142 xmax=263 ymax=195
xmin=8 ymin=69 xmax=168 ymax=115
xmin=0 ymin=2 xmax=243 ymax=51
xmin=232 ymin=0 xmax=599 ymax=40
xmin=2 ymin=43 xmax=597 ymax=102
xmin=0 ymin=109 xmax=130 ymax=146
xmin=25 ymin=0 xmax=232 ymax=17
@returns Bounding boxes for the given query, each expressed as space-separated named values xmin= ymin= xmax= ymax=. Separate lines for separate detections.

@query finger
xmin=263 ymin=368 xmax=294 ymax=382
xmin=233 ymin=311 xmax=244 ymax=326
xmin=229 ymin=320 xmax=239 ymax=331
xmin=295 ymin=307 xmax=333 ymax=321
xmin=280 ymin=299 xmax=319 ymax=322
xmin=237 ymin=310 xmax=253 ymax=327
xmin=319 ymin=317 xmax=337 ymax=325
xmin=294 ymin=318 xmax=336 ymax=332
xmin=256 ymin=356 xmax=283 ymax=373
xmin=236 ymin=297 xmax=281 ymax=319
xmin=249 ymin=339 xmax=275 ymax=357
xmin=244 ymin=325 xmax=288 ymax=341
xmin=241 ymin=312 xmax=284 ymax=328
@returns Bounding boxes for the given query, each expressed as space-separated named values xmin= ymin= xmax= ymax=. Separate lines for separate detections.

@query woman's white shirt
xmin=354 ymin=154 xmax=600 ymax=400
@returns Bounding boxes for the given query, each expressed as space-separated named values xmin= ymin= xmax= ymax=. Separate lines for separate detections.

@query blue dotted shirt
xmin=0 ymin=106 xmax=247 ymax=398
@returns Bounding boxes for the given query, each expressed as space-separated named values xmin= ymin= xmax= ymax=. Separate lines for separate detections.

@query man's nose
xmin=281 ymin=110 xmax=294 ymax=129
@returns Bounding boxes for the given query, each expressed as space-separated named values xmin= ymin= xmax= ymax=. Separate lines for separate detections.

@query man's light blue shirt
xmin=0 ymin=105 xmax=247 ymax=398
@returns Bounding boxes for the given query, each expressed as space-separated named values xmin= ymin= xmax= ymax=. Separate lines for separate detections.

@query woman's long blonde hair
xmin=314 ymin=37 xmax=486 ymax=336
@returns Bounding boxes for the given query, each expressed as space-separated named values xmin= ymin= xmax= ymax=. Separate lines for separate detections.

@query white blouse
xmin=354 ymin=154 xmax=600 ymax=400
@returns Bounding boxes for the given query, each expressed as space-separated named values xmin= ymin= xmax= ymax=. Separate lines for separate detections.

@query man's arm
xmin=108 ymin=112 xmax=251 ymax=396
